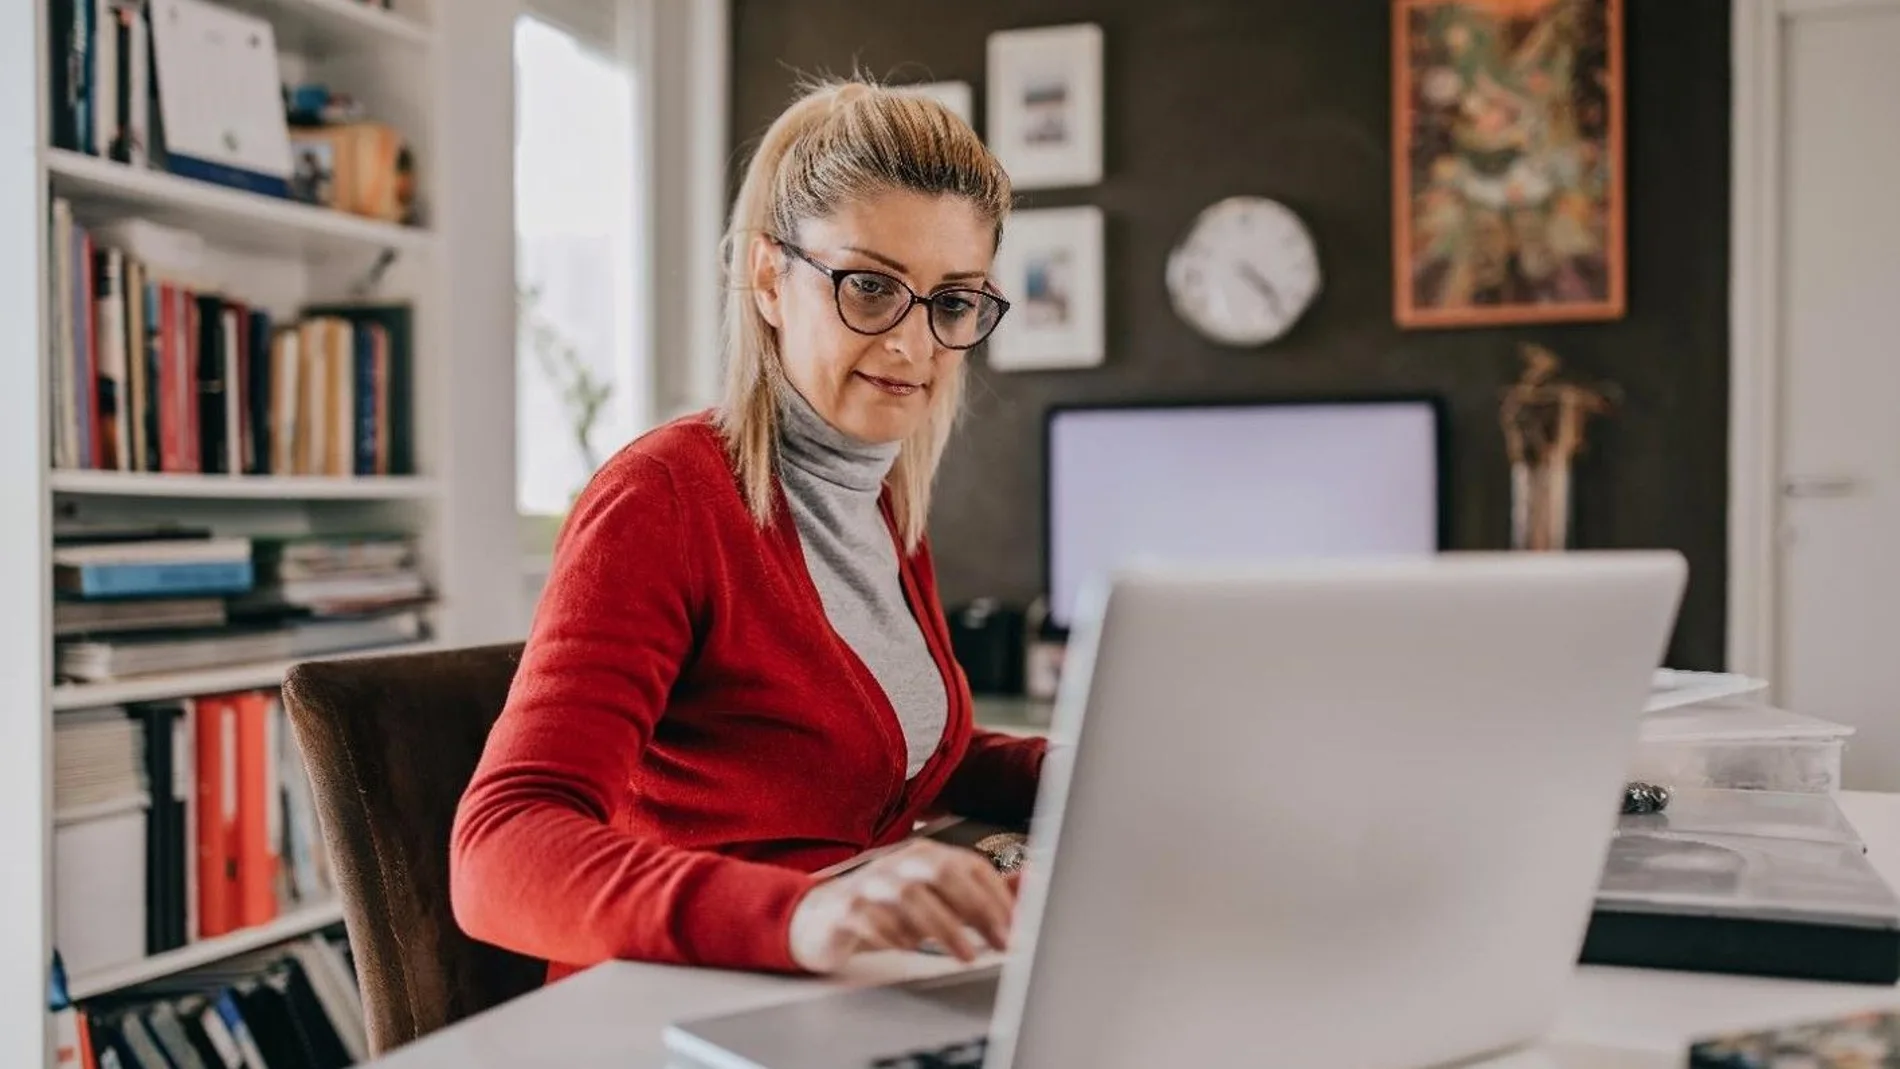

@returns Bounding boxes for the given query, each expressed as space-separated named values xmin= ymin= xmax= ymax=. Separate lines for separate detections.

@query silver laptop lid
xmin=987 ymin=552 xmax=1686 ymax=1069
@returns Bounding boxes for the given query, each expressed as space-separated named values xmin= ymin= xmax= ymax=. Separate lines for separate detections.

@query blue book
xmin=163 ymin=154 xmax=292 ymax=200
xmin=58 ymin=559 xmax=254 ymax=599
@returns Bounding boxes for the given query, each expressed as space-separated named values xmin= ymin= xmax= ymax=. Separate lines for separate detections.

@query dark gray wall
xmin=732 ymin=0 xmax=1732 ymax=668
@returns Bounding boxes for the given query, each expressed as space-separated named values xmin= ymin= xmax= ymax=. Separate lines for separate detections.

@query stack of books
xmin=54 ymin=689 xmax=332 ymax=979
xmin=46 ymin=201 xmax=416 ymax=477
xmin=52 ymin=931 xmax=368 ymax=1068
xmin=245 ymin=533 xmax=429 ymax=618
xmin=52 ymin=708 xmax=152 ymax=979
xmin=54 ymin=525 xmax=430 ymax=685
xmin=48 ymin=0 xmax=152 ymax=168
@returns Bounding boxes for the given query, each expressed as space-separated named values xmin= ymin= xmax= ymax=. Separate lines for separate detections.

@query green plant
xmin=518 ymin=281 xmax=613 ymax=478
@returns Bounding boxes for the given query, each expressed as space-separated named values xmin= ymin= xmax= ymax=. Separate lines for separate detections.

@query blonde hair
xmin=714 ymin=76 xmax=1012 ymax=552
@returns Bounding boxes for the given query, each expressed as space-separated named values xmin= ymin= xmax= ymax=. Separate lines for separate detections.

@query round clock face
xmin=1165 ymin=196 xmax=1322 ymax=347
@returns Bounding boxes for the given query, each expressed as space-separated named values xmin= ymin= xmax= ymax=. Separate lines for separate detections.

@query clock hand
xmin=1237 ymin=261 xmax=1286 ymax=321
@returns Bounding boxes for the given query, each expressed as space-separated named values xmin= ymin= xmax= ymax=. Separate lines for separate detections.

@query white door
xmin=1778 ymin=1 xmax=1900 ymax=789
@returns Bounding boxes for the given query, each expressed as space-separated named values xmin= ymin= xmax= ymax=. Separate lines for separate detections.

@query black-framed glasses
xmin=773 ymin=238 xmax=1010 ymax=351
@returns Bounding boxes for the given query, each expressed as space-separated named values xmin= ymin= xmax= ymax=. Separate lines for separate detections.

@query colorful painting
xmin=1393 ymin=0 xmax=1625 ymax=328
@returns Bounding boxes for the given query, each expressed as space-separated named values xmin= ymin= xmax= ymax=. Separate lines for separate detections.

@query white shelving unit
xmin=67 ymin=900 xmax=346 ymax=1002
xmin=53 ymin=638 xmax=445 ymax=710
xmin=1 ymin=2 xmax=529 ymax=1058
xmin=49 ymin=469 xmax=440 ymax=500
xmin=214 ymin=0 xmax=435 ymax=52
xmin=45 ymin=147 xmax=436 ymax=260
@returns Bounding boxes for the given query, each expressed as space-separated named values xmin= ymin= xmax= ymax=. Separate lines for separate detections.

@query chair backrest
xmin=281 ymin=642 xmax=545 ymax=1055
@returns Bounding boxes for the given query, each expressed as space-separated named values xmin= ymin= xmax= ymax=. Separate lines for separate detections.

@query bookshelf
xmin=52 ymin=638 xmax=444 ymax=710
xmin=68 ymin=900 xmax=346 ymax=1001
xmin=5 ymin=0 xmax=526 ymax=1063
xmin=214 ymin=0 xmax=435 ymax=52
xmin=45 ymin=148 xmax=436 ymax=259
xmin=50 ymin=469 xmax=441 ymax=499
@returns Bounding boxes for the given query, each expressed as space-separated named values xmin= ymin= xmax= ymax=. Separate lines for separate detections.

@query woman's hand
xmin=788 ymin=840 xmax=1016 ymax=973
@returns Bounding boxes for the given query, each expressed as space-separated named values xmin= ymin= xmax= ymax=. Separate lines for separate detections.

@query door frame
xmin=1727 ymin=0 xmax=1900 ymax=689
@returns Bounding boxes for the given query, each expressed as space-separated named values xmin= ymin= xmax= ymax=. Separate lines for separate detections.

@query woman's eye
xmin=848 ymin=275 xmax=896 ymax=299
xmin=935 ymin=295 xmax=975 ymax=316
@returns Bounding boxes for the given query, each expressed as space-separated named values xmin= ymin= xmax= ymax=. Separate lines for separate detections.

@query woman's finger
xmin=850 ymin=901 xmax=919 ymax=953
xmin=897 ymin=883 xmax=979 ymax=962
xmin=932 ymin=857 xmax=1015 ymax=951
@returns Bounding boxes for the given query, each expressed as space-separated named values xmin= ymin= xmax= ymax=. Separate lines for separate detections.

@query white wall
xmin=437 ymin=0 xmax=529 ymax=646
xmin=638 ymin=0 xmax=728 ymax=421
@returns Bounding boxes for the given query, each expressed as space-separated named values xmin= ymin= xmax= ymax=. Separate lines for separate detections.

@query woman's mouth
xmin=856 ymin=372 xmax=925 ymax=397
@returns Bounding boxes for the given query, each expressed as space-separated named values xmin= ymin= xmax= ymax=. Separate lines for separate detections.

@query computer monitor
xmin=1043 ymin=397 xmax=1446 ymax=630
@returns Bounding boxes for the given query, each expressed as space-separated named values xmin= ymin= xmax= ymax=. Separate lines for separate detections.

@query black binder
xmin=1578 ymin=788 xmax=1900 ymax=984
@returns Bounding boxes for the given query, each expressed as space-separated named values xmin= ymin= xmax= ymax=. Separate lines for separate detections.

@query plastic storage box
xmin=1630 ymin=702 xmax=1853 ymax=794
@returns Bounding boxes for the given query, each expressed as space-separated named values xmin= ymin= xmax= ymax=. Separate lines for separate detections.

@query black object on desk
xmin=948 ymin=599 xmax=1024 ymax=695
xmin=1579 ymin=789 xmax=1900 ymax=985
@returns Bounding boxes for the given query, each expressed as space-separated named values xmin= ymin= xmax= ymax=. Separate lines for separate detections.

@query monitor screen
xmin=1045 ymin=400 xmax=1443 ymax=629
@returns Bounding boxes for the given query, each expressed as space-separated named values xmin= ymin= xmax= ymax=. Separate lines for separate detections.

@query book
xmin=1690 ymin=1008 xmax=1900 ymax=1067
xmin=46 ymin=202 xmax=414 ymax=478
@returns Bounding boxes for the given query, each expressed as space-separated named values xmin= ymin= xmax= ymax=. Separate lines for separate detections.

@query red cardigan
xmin=449 ymin=413 xmax=1047 ymax=982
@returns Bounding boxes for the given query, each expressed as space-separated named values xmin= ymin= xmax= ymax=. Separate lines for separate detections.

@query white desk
xmin=366 ymin=791 xmax=1900 ymax=1069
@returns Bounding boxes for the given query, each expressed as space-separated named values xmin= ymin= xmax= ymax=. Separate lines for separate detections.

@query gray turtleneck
xmin=777 ymin=386 xmax=948 ymax=779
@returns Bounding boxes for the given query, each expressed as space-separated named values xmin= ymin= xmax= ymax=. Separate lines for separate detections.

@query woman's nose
xmin=884 ymin=300 xmax=935 ymax=362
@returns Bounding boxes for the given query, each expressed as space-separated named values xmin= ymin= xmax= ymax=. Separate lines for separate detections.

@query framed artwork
xmin=1392 ymin=0 xmax=1625 ymax=328
xmin=987 ymin=206 xmax=1106 ymax=371
xmin=897 ymin=80 xmax=974 ymax=127
xmin=985 ymin=24 xmax=1103 ymax=189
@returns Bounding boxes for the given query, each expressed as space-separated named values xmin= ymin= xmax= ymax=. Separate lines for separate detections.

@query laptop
xmin=665 ymin=551 xmax=1688 ymax=1069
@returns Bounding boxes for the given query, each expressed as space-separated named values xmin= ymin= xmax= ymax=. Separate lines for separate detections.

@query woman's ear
xmin=750 ymin=235 xmax=785 ymax=329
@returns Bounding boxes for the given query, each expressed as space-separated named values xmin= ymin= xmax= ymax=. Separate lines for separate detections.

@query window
xmin=513 ymin=9 xmax=644 ymax=558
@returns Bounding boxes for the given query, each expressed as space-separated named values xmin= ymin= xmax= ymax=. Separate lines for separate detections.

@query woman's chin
xmin=835 ymin=404 xmax=925 ymax=446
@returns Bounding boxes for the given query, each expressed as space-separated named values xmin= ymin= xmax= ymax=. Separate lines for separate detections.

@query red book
xmin=193 ymin=694 xmax=240 ymax=938
xmin=185 ymin=297 xmax=201 ymax=473
xmin=157 ymin=284 xmax=177 ymax=472
xmin=233 ymin=690 xmax=280 ymax=928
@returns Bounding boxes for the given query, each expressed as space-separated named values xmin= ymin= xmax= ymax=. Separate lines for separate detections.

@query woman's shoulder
xmin=579 ymin=410 xmax=741 ymax=512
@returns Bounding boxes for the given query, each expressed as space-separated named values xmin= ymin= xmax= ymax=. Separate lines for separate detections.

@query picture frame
xmin=985 ymin=24 xmax=1104 ymax=190
xmin=987 ymin=206 xmax=1106 ymax=372
xmin=1392 ymin=0 xmax=1625 ymax=328
xmin=896 ymin=81 xmax=974 ymax=127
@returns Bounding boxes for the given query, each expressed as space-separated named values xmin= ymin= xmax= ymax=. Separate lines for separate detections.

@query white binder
xmin=149 ymin=0 xmax=293 ymax=196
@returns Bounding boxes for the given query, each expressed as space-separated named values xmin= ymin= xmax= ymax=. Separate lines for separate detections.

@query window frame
xmin=512 ymin=0 xmax=728 ymax=575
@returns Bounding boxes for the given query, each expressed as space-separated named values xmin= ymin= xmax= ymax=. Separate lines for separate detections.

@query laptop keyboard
xmin=872 ymin=1036 xmax=989 ymax=1068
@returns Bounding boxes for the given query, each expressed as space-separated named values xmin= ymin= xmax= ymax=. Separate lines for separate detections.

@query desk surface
xmin=367 ymin=791 xmax=1900 ymax=1069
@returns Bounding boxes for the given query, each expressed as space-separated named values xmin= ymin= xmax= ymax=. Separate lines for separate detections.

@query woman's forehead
xmin=800 ymin=191 xmax=995 ymax=279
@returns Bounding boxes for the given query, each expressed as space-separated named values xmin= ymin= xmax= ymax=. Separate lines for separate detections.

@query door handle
xmin=1782 ymin=475 xmax=1863 ymax=499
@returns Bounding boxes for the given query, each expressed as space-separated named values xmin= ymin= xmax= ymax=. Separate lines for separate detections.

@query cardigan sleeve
xmin=449 ymin=453 xmax=814 ymax=973
xmin=935 ymin=729 xmax=1048 ymax=828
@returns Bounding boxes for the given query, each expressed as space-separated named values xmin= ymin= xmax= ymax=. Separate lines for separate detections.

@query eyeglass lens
xmin=836 ymin=272 xmax=1005 ymax=349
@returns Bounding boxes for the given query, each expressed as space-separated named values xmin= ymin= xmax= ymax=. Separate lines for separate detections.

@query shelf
xmin=50 ymin=470 xmax=439 ymax=501
xmin=45 ymin=149 xmax=434 ymax=261
xmin=53 ymin=639 xmax=444 ymax=710
xmin=69 ymin=900 xmax=346 ymax=1001
xmin=214 ymin=0 xmax=434 ymax=55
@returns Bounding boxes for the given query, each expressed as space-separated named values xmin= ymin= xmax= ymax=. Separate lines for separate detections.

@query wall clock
xmin=1165 ymin=196 xmax=1322 ymax=347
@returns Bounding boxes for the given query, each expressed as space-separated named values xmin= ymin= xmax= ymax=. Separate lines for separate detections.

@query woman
xmin=449 ymin=77 xmax=1048 ymax=983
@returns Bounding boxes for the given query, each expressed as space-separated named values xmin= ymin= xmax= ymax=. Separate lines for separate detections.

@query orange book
xmin=193 ymin=694 xmax=240 ymax=938
xmin=234 ymin=690 xmax=281 ymax=928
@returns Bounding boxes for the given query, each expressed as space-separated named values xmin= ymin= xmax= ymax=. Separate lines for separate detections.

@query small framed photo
xmin=987 ymin=206 xmax=1105 ymax=372
xmin=985 ymin=23 xmax=1103 ymax=189
xmin=896 ymin=81 xmax=974 ymax=127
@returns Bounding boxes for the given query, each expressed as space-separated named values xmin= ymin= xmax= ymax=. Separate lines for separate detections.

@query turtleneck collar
xmin=775 ymin=379 xmax=900 ymax=495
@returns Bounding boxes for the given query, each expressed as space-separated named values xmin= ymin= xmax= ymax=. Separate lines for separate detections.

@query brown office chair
xmin=280 ymin=642 xmax=547 ymax=1055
